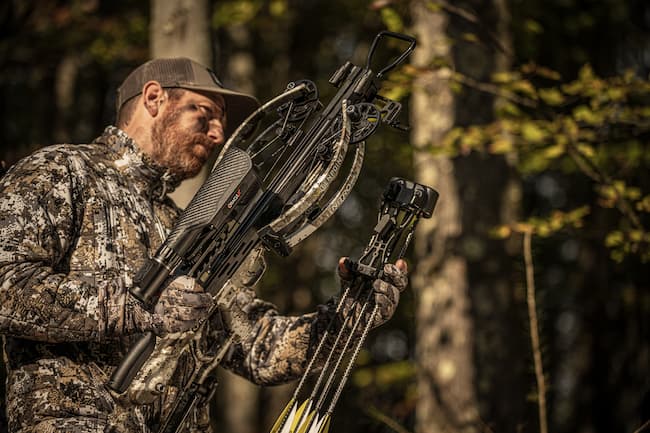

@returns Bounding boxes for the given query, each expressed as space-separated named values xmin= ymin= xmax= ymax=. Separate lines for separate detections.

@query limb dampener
xmin=270 ymin=177 xmax=438 ymax=433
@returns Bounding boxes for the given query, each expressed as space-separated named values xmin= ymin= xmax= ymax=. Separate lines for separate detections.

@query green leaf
xmin=380 ymin=7 xmax=404 ymax=32
xmin=576 ymin=143 xmax=596 ymax=159
xmin=578 ymin=64 xmax=595 ymax=81
xmin=524 ymin=19 xmax=544 ymax=34
xmin=492 ymin=71 xmax=520 ymax=84
xmin=606 ymin=87 xmax=625 ymax=101
xmin=573 ymin=105 xmax=603 ymax=125
xmin=496 ymin=101 xmax=523 ymax=118
xmin=510 ymin=79 xmax=538 ymax=99
xmin=636 ymin=196 xmax=650 ymax=212
xmin=539 ymin=88 xmax=565 ymax=106
xmin=490 ymin=137 xmax=514 ymax=154
xmin=542 ymin=143 xmax=565 ymax=159
xmin=521 ymin=122 xmax=547 ymax=144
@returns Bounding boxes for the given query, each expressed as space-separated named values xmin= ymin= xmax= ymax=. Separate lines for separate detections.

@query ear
xmin=141 ymin=81 xmax=165 ymax=117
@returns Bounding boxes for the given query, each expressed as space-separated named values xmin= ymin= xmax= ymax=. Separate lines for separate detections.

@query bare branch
xmin=524 ymin=231 xmax=548 ymax=433
xmin=429 ymin=0 xmax=513 ymax=57
xmin=451 ymin=72 xmax=538 ymax=108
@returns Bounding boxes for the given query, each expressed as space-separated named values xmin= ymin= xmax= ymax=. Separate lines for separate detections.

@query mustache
xmin=188 ymin=131 xmax=213 ymax=149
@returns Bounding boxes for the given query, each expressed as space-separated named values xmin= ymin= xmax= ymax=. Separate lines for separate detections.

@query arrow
xmin=307 ymin=413 xmax=330 ymax=433
xmin=295 ymin=403 xmax=317 ymax=433
xmin=270 ymin=398 xmax=296 ymax=433
xmin=292 ymin=400 xmax=313 ymax=433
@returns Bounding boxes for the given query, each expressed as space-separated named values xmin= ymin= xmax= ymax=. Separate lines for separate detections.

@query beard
xmin=150 ymin=105 xmax=215 ymax=179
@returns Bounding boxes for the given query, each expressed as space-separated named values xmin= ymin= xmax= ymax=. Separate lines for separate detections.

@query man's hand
xmin=337 ymin=257 xmax=408 ymax=330
xmin=150 ymin=275 xmax=214 ymax=335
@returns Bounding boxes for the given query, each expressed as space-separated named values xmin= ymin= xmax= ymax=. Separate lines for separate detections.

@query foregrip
xmin=107 ymin=331 xmax=156 ymax=393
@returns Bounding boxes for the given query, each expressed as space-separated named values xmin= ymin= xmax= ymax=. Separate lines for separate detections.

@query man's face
xmin=150 ymin=90 xmax=226 ymax=179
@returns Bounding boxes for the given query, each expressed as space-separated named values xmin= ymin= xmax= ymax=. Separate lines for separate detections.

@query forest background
xmin=0 ymin=0 xmax=648 ymax=432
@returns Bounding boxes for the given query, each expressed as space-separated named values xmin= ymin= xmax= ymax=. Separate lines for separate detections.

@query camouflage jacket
xmin=0 ymin=126 xmax=338 ymax=433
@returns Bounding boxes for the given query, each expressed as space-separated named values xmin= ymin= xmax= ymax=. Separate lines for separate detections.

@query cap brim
xmin=179 ymin=84 xmax=260 ymax=139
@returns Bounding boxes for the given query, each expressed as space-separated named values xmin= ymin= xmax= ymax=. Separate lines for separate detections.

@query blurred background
xmin=0 ymin=0 xmax=649 ymax=432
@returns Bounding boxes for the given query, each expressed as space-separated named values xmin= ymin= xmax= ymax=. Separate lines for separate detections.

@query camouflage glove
xmin=148 ymin=275 xmax=214 ymax=335
xmin=338 ymin=262 xmax=408 ymax=331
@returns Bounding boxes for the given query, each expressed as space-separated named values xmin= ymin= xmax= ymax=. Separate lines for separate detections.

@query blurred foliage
xmin=382 ymin=56 xmax=650 ymax=262
xmin=442 ymin=64 xmax=650 ymax=263
xmin=0 ymin=0 xmax=149 ymax=65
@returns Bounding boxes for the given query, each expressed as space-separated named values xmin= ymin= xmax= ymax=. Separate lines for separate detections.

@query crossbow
xmin=106 ymin=31 xmax=418 ymax=433
xmin=269 ymin=177 xmax=438 ymax=433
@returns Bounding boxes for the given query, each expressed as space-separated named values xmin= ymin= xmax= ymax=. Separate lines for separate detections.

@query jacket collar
xmin=94 ymin=126 xmax=181 ymax=201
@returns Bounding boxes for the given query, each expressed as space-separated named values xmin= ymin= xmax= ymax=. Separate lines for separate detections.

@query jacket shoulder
xmin=0 ymin=144 xmax=114 ymax=197
xmin=3 ymin=143 xmax=108 ymax=178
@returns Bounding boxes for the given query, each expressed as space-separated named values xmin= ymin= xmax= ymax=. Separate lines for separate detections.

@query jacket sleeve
xmin=220 ymin=283 xmax=341 ymax=386
xmin=0 ymin=149 xmax=150 ymax=342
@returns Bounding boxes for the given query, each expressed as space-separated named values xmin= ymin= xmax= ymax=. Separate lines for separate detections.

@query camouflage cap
xmin=116 ymin=57 xmax=259 ymax=138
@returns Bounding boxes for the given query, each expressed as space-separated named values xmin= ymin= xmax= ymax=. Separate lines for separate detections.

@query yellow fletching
xmin=270 ymin=398 xmax=296 ymax=433
xmin=318 ymin=415 xmax=331 ymax=433
xmin=292 ymin=400 xmax=312 ymax=433
xmin=295 ymin=410 xmax=317 ymax=433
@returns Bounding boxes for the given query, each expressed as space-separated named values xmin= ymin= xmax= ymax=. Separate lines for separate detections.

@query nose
xmin=207 ymin=119 xmax=224 ymax=146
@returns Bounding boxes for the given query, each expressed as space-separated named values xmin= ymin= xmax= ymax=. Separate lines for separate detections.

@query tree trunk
xmin=150 ymin=0 xmax=211 ymax=208
xmin=411 ymin=0 xmax=526 ymax=432
xmin=410 ymin=3 xmax=481 ymax=432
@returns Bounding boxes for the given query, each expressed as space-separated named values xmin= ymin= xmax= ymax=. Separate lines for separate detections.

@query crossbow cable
xmin=270 ymin=178 xmax=438 ymax=433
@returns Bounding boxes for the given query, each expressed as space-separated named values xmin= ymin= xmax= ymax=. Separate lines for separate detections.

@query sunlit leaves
xmin=89 ymin=14 xmax=148 ymax=64
xmin=380 ymin=7 xmax=404 ymax=33
xmin=597 ymin=182 xmax=643 ymax=208
xmin=212 ymin=0 xmax=263 ymax=28
xmin=1 ymin=1 xmax=149 ymax=65
xmin=492 ymin=206 xmax=591 ymax=239
xmin=605 ymin=229 xmax=650 ymax=263
xmin=538 ymin=88 xmax=565 ymax=106
xmin=435 ymin=63 xmax=650 ymax=262
xmin=521 ymin=122 xmax=547 ymax=143
xmin=636 ymin=196 xmax=650 ymax=213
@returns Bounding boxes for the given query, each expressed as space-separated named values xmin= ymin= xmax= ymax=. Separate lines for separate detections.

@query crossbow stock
xmin=106 ymin=31 xmax=422 ymax=433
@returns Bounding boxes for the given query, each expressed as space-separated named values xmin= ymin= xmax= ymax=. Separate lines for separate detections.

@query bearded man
xmin=0 ymin=58 xmax=407 ymax=433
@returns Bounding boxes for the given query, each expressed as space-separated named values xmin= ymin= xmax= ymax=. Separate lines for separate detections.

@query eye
xmin=201 ymin=105 xmax=213 ymax=115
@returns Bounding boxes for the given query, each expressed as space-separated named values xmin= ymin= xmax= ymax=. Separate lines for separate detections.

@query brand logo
xmin=227 ymin=189 xmax=242 ymax=209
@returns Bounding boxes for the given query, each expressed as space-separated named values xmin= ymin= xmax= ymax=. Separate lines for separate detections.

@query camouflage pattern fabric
xmin=0 ymin=126 xmax=345 ymax=433
xmin=338 ymin=263 xmax=408 ymax=331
